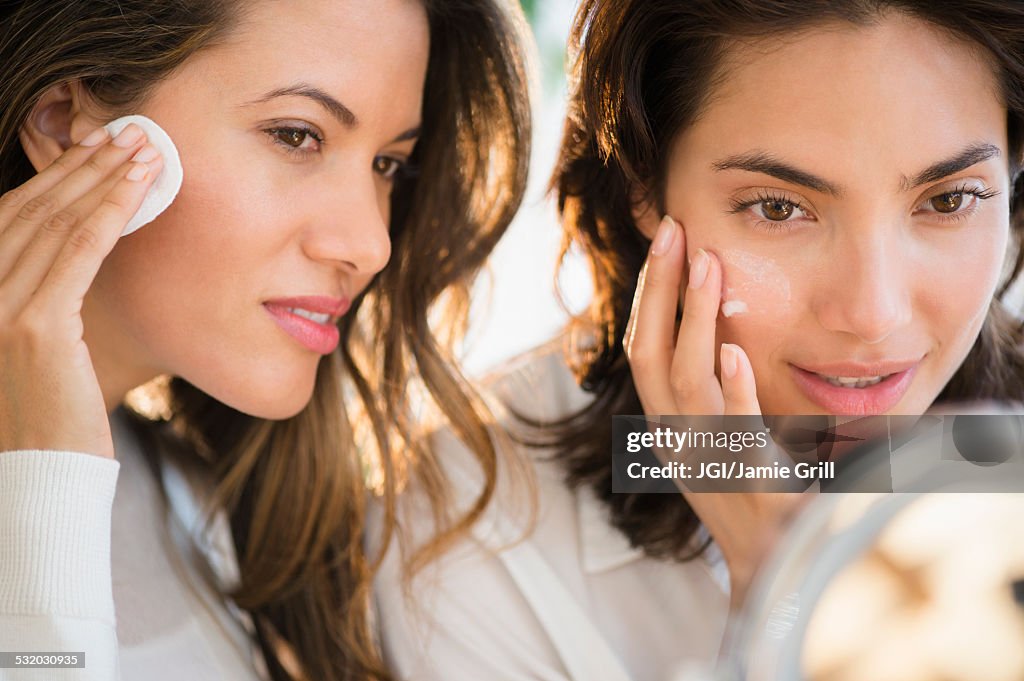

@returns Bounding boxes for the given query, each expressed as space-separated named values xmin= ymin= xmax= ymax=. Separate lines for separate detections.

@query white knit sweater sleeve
xmin=0 ymin=450 xmax=120 ymax=681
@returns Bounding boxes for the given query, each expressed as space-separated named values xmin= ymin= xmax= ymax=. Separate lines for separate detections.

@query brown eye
xmin=266 ymin=126 xmax=322 ymax=153
xmin=760 ymin=199 xmax=795 ymax=221
xmin=733 ymin=193 xmax=812 ymax=230
xmin=372 ymin=155 xmax=404 ymax=180
xmin=275 ymin=129 xmax=307 ymax=147
xmin=930 ymin=192 xmax=963 ymax=213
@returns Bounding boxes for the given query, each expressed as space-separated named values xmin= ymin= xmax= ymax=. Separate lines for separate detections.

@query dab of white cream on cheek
xmin=716 ymin=250 xmax=792 ymax=317
xmin=721 ymin=299 xmax=749 ymax=317
xmin=720 ymin=287 xmax=748 ymax=317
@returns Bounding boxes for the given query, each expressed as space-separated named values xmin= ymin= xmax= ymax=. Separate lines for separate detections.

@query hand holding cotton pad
xmin=103 ymin=115 xmax=183 ymax=237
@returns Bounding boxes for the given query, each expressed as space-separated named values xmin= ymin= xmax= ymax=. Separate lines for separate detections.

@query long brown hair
xmin=547 ymin=0 xmax=1024 ymax=561
xmin=0 ymin=1 xmax=530 ymax=679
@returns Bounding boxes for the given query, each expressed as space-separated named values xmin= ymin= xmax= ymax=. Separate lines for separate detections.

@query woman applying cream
xmin=0 ymin=0 xmax=530 ymax=679
xmin=375 ymin=1 xmax=1024 ymax=678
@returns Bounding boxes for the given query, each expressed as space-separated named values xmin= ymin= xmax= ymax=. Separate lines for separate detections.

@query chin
xmin=201 ymin=378 xmax=315 ymax=421
xmin=246 ymin=398 xmax=312 ymax=421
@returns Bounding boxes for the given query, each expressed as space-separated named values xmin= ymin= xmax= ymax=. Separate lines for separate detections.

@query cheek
xmin=946 ymin=224 xmax=1006 ymax=301
xmin=919 ymin=226 xmax=1008 ymax=353
xmin=102 ymin=125 xmax=299 ymax=300
xmin=88 ymin=142 xmax=319 ymax=417
xmin=96 ymin=163 xmax=256 ymax=321
xmin=716 ymin=248 xmax=793 ymax=318
xmin=711 ymin=250 xmax=800 ymax=378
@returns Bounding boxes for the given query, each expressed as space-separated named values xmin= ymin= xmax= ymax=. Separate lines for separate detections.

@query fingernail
xmin=126 ymin=162 xmax=148 ymax=182
xmin=113 ymin=124 xmax=145 ymax=148
xmin=131 ymin=144 xmax=160 ymax=163
xmin=689 ymin=249 xmax=709 ymax=289
xmin=650 ymin=215 xmax=676 ymax=256
xmin=721 ymin=344 xmax=739 ymax=379
xmin=80 ymin=127 xmax=109 ymax=147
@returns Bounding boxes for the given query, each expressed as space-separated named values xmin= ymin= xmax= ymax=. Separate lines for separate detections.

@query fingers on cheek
xmin=721 ymin=343 xmax=759 ymax=409
xmin=685 ymin=248 xmax=726 ymax=327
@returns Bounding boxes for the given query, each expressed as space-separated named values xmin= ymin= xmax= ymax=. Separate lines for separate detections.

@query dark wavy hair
xmin=0 ymin=1 xmax=530 ymax=679
xmin=546 ymin=0 xmax=1024 ymax=561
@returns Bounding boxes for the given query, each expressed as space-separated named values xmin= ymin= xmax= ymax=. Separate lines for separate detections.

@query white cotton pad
xmin=103 ymin=115 xmax=183 ymax=237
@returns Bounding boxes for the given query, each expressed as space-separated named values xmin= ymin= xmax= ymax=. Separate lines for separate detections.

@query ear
xmin=19 ymin=81 xmax=107 ymax=172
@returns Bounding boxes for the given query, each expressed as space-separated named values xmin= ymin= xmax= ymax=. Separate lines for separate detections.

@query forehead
xmin=157 ymin=0 xmax=429 ymax=123
xmin=675 ymin=13 xmax=1007 ymax=180
xmin=223 ymin=0 xmax=428 ymax=62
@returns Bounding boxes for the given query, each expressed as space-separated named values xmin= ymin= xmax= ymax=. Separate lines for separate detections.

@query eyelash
xmin=266 ymin=124 xmax=324 ymax=156
xmin=265 ymin=124 xmax=415 ymax=181
xmin=728 ymin=184 xmax=1001 ymax=234
xmin=728 ymin=191 xmax=811 ymax=234
xmin=917 ymin=183 xmax=1001 ymax=225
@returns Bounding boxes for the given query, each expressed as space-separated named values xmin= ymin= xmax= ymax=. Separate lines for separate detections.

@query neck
xmin=96 ymin=350 xmax=160 ymax=415
xmin=82 ymin=295 xmax=161 ymax=416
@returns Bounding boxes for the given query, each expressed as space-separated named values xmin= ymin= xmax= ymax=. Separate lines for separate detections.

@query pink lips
xmin=790 ymin=361 xmax=921 ymax=415
xmin=263 ymin=295 xmax=349 ymax=355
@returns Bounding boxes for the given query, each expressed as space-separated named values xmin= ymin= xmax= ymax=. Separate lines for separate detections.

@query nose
xmin=301 ymin=172 xmax=392 ymax=276
xmin=812 ymin=231 xmax=912 ymax=344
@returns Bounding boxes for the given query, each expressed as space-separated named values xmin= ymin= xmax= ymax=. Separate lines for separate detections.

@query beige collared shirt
xmin=373 ymin=340 xmax=730 ymax=681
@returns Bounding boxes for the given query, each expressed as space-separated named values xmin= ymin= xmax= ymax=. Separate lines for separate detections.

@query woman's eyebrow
xmin=712 ymin=142 xmax=1002 ymax=195
xmin=240 ymin=83 xmax=420 ymax=142
xmin=904 ymin=142 xmax=1001 ymax=189
xmin=712 ymin=151 xmax=842 ymax=196
xmin=241 ymin=83 xmax=358 ymax=127
xmin=393 ymin=127 xmax=421 ymax=143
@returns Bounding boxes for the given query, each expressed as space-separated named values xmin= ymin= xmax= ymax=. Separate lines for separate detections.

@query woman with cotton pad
xmin=0 ymin=0 xmax=530 ymax=679
xmin=373 ymin=1 xmax=1024 ymax=679
xmin=102 ymin=115 xmax=184 ymax=237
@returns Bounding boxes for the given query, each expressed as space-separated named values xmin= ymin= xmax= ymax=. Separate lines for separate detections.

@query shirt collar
xmin=576 ymin=486 xmax=646 ymax=574
xmin=575 ymin=486 xmax=731 ymax=594
xmin=158 ymin=450 xmax=242 ymax=592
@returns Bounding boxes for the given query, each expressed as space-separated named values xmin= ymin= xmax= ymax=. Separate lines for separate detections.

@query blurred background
xmin=461 ymin=0 xmax=590 ymax=375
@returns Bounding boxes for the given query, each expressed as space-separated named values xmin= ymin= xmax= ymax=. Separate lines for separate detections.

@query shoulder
xmin=478 ymin=335 xmax=593 ymax=425
xmin=377 ymin=338 xmax=585 ymax=549
xmin=387 ymin=335 xmax=591 ymax=516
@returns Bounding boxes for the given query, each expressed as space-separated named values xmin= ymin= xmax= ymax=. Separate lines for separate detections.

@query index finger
xmin=33 ymin=159 xmax=158 ymax=309
xmin=668 ymin=247 xmax=725 ymax=414
xmin=624 ymin=215 xmax=687 ymax=414
xmin=0 ymin=127 xmax=111 ymax=229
